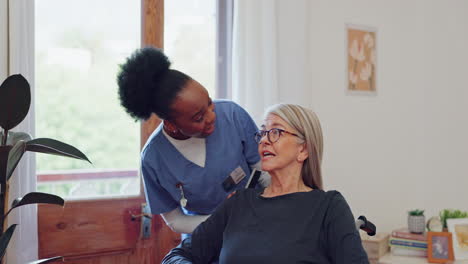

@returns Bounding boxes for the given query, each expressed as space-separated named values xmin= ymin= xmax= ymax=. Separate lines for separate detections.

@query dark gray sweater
xmin=162 ymin=189 xmax=369 ymax=264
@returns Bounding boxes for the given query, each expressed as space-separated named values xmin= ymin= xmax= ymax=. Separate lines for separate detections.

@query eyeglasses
xmin=254 ymin=128 xmax=301 ymax=143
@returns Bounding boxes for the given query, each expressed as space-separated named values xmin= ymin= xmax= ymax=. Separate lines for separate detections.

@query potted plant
xmin=439 ymin=209 xmax=468 ymax=231
xmin=408 ymin=209 xmax=425 ymax=234
xmin=0 ymin=74 xmax=91 ymax=263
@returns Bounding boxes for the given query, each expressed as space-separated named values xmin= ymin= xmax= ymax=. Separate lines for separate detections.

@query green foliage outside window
xmin=36 ymin=30 xmax=140 ymax=171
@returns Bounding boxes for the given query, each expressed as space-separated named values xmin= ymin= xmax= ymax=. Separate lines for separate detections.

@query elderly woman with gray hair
xmin=162 ymin=103 xmax=369 ymax=264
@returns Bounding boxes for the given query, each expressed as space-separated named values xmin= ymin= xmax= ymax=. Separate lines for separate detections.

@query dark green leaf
xmin=439 ymin=209 xmax=468 ymax=228
xmin=6 ymin=192 xmax=64 ymax=218
xmin=0 ymin=74 xmax=31 ymax=131
xmin=26 ymin=138 xmax=91 ymax=163
xmin=2 ymin=131 xmax=32 ymax=145
xmin=28 ymin=256 xmax=63 ymax=264
xmin=6 ymin=140 xmax=27 ymax=180
xmin=0 ymin=224 xmax=17 ymax=260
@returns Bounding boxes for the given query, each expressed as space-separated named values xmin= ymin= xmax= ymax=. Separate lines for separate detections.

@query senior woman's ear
xmin=297 ymin=143 xmax=308 ymax=162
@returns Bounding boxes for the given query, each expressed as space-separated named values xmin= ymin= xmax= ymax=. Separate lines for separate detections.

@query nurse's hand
xmin=227 ymin=191 xmax=236 ymax=199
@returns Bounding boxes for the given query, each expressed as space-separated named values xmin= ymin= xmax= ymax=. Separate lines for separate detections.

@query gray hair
xmin=264 ymin=103 xmax=323 ymax=190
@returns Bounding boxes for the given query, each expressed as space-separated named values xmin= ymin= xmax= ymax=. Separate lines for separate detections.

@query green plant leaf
xmin=408 ymin=209 xmax=425 ymax=216
xmin=5 ymin=192 xmax=64 ymax=218
xmin=1 ymin=131 xmax=32 ymax=145
xmin=27 ymin=256 xmax=63 ymax=264
xmin=6 ymin=140 xmax=27 ymax=180
xmin=439 ymin=209 xmax=468 ymax=228
xmin=0 ymin=74 xmax=31 ymax=131
xmin=0 ymin=224 xmax=17 ymax=261
xmin=26 ymin=138 xmax=91 ymax=163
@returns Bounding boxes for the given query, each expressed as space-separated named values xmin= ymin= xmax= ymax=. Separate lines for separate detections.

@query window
xmin=35 ymin=0 xmax=141 ymax=199
xmin=35 ymin=0 xmax=232 ymax=199
xmin=164 ymin=0 xmax=218 ymax=97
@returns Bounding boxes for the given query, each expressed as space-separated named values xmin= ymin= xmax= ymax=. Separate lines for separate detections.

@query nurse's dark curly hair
xmin=117 ymin=46 xmax=191 ymax=120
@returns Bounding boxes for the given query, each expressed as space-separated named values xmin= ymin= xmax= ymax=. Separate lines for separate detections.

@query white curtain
xmin=231 ymin=0 xmax=280 ymax=124
xmin=5 ymin=0 xmax=38 ymax=263
xmin=0 ymin=0 xmax=7 ymax=80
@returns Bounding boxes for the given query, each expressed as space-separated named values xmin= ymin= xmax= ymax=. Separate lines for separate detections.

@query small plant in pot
xmin=408 ymin=209 xmax=425 ymax=234
xmin=439 ymin=209 xmax=468 ymax=231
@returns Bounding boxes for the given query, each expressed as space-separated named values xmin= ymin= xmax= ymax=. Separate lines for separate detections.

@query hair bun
xmin=139 ymin=46 xmax=171 ymax=79
xmin=117 ymin=47 xmax=171 ymax=120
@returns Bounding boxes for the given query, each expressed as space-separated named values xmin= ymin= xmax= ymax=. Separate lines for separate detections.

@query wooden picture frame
xmin=427 ymin=231 xmax=454 ymax=263
xmin=345 ymin=24 xmax=377 ymax=95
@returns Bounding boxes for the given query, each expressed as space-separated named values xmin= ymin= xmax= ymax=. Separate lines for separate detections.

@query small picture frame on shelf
xmin=427 ymin=231 xmax=454 ymax=263
xmin=447 ymin=218 xmax=468 ymax=260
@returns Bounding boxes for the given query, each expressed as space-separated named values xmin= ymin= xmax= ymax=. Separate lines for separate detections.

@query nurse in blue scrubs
xmin=117 ymin=47 xmax=268 ymax=237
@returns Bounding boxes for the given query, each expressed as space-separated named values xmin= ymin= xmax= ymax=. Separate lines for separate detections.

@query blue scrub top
xmin=141 ymin=100 xmax=260 ymax=215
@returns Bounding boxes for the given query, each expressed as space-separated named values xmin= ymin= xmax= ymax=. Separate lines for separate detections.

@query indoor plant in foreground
xmin=0 ymin=74 xmax=91 ymax=263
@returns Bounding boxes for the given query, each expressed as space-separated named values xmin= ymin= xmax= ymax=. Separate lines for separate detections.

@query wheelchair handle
xmin=356 ymin=215 xmax=376 ymax=236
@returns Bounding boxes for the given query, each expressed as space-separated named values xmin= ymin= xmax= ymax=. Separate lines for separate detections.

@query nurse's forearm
xmin=251 ymin=161 xmax=271 ymax=187
xmin=161 ymin=207 xmax=210 ymax=234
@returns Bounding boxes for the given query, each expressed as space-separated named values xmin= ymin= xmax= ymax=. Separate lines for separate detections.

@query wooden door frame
xmin=38 ymin=0 xmax=180 ymax=262
xmin=141 ymin=0 xmax=164 ymax=151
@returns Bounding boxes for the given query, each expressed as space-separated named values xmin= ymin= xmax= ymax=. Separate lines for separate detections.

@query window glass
xmin=35 ymin=0 xmax=141 ymax=199
xmin=165 ymin=0 xmax=216 ymax=97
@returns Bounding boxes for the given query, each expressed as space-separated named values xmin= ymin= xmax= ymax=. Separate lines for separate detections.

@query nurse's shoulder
xmin=141 ymin=124 xmax=167 ymax=164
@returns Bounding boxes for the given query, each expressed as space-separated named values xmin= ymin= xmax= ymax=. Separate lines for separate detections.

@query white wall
xmin=276 ymin=0 xmax=310 ymax=106
xmin=420 ymin=0 xmax=468 ymax=218
xmin=275 ymin=0 xmax=468 ymax=233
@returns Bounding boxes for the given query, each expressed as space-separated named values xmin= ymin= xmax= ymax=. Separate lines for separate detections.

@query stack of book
xmin=389 ymin=228 xmax=428 ymax=257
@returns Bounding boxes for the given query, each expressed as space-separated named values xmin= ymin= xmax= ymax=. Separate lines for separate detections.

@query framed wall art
xmin=346 ymin=24 xmax=377 ymax=95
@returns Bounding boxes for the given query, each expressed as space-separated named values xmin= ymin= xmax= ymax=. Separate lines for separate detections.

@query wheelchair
xmin=356 ymin=215 xmax=376 ymax=236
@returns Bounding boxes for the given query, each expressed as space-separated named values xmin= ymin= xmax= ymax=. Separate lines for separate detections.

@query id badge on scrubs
xmin=222 ymin=166 xmax=246 ymax=192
